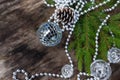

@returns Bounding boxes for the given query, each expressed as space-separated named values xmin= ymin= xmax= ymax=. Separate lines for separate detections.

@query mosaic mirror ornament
xmin=90 ymin=60 xmax=112 ymax=80
xmin=37 ymin=22 xmax=62 ymax=46
xmin=61 ymin=64 xmax=73 ymax=78
xmin=108 ymin=47 xmax=120 ymax=63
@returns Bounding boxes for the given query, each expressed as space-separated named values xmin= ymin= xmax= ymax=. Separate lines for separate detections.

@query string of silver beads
xmin=76 ymin=0 xmax=86 ymax=13
xmin=107 ymin=26 xmax=116 ymax=47
xmin=13 ymin=69 xmax=64 ymax=80
xmin=80 ymin=0 xmax=111 ymax=16
xmin=77 ymin=72 xmax=100 ymax=80
xmin=103 ymin=0 xmax=120 ymax=12
xmin=43 ymin=0 xmax=55 ymax=7
xmin=75 ymin=0 xmax=85 ymax=10
xmin=65 ymin=31 xmax=74 ymax=67
xmin=12 ymin=69 xmax=29 ymax=80
xmin=93 ymin=15 xmax=111 ymax=61
xmin=29 ymin=73 xmax=63 ymax=80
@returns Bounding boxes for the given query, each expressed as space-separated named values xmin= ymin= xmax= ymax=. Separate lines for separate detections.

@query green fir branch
xmin=47 ymin=0 xmax=120 ymax=74
xmin=69 ymin=9 xmax=120 ymax=73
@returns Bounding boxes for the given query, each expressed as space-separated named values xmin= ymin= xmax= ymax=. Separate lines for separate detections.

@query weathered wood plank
xmin=0 ymin=0 xmax=78 ymax=80
xmin=0 ymin=0 xmax=120 ymax=80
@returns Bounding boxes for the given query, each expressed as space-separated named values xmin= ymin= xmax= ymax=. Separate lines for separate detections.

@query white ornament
xmin=61 ymin=64 xmax=73 ymax=78
xmin=108 ymin=47 xmax=120 ymax=63
xmin=90 ymin=60 xmax=112 ymax=80
xmin=37 ymin=22 xmax=62 ymax=46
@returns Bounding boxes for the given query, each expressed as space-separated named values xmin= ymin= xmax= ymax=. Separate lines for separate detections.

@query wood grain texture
xmin=0 ymin=0 xmax=78 ymax=80
xmin=0 ymin=0 xmax=120 ymax=80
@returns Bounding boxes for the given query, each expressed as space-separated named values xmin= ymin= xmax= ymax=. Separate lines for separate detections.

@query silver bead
xmin=77 ymin=75 xmax=80 ymax=80
xmin=56 ymin=74 xmax=60 ymax=77
xmin=37 ymin=22 xmax=62 ymax=46
xmin=60 ymin=75 xmax=64 ymax=78
xmin=108 ymin=47 xmax=120 ymax=63
xmin=31 ymin=75 xmax=35 ymax=78
xmin=40 ymin=73 xmax=43 ymax=76
xmin=13 ymin=72 xmax=17 ymax=75
xmin=35 ymin=73 xmax=39 ymax=77
xmin=44 ymin=72 xmax=48 ymax=76
xmin=48 ymin=73 xmax=52 ymax=76
xmin=16 ymin=69 xmax=20 ymax=72
xmin=90 ymin=60 xmax=112 ymax=80
xmin=61 ymin=64 xmax=73 ymax=78
xmin=52 ymin=74 xmax=56 ymax=77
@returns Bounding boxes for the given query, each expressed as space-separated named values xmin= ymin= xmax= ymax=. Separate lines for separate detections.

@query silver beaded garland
xmin=36 ymin=22 xmax=62 ymax=46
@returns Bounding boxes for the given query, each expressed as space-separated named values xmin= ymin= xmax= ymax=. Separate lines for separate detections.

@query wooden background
xmin=0 ymin=0 xmax=120 ymax=80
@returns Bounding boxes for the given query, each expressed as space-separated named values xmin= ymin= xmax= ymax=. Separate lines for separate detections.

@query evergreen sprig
xmin=69 ymin=2 xmax=120 ymax=73
xmin=47 ymin=0 xmax=120 ymax=73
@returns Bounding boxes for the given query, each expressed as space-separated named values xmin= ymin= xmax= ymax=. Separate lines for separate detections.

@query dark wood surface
xmin=0 ymin=0 xmax=120 ymax=80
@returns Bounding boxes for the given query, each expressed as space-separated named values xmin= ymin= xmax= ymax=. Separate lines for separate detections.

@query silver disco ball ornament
xmin=90 ymin=60 xmax=112 ymax=80
xmin=37 ymin=22 xmax=62 ymax=46
xmin=61 ymin=64 xmax=73 ymax=78
xmin=108 ymin=47 xmax=120 ymax=63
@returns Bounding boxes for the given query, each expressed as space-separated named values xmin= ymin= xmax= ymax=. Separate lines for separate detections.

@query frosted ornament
xmin=90 ymin=60 xmax=112 ymax=80
xmin=37 ymin=22 xmax=62 ymax=46
xmin=108 ymin=47 xmax=120 ymax=63
xmin=61 ymin=64 xmax=73 ymax=78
